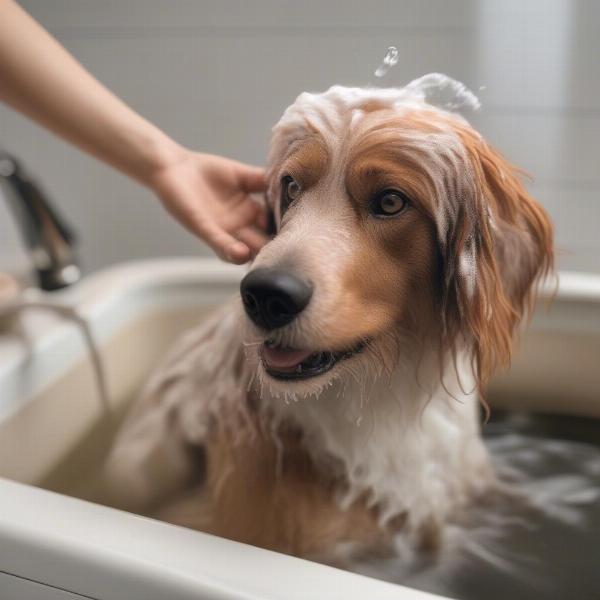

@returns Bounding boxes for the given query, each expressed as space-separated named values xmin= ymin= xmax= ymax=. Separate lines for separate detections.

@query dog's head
xmin=241 ymin=79 xmax=553 ymax=398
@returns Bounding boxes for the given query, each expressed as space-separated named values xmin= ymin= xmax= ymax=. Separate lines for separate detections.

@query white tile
xmin=19 ymin=0 xmax=477 ymax=30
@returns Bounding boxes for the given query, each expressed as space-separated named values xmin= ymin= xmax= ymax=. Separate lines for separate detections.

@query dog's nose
xmin=240 ymin=267 xmax=312 ymax=330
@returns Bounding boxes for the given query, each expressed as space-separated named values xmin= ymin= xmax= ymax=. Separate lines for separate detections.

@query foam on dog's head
xmin=268 ymin=73 xmax=480 ymax=167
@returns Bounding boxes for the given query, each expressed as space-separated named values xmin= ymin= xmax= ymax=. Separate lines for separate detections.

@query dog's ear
xmin=444 ymin=131 xmax=553 ymax=390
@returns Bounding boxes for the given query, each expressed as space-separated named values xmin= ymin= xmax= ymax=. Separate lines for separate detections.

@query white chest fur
xmin=267 ymin=352 xmax=495 ymax=531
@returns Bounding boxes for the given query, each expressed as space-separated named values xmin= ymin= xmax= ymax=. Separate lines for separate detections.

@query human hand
xmin=149 ymin=150 xmax=269 ymax=264
xmin=0 ymin=2 xmax=269 ymax=264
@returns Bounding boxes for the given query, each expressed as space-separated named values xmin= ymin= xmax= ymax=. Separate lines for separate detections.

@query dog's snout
xmin=240 ymin=267 xmax=312 ymax=330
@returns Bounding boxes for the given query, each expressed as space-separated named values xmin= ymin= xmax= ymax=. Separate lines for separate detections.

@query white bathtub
xmin=1 ymin=258 xmax=599 ymax=600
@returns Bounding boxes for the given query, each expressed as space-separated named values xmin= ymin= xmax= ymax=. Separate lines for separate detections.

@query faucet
xmin=0 ymin=150 xmax=81 ymax=291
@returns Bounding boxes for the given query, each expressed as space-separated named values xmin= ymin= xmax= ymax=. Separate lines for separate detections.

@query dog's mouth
xmin=260 ymin=339 xmax=368 ymax=381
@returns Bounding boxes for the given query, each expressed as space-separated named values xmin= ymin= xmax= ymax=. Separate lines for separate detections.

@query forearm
xmin=0 ymin=1 xmax=267 ymax=262
xmin=0 ymin=0 xmax=181 ymax=185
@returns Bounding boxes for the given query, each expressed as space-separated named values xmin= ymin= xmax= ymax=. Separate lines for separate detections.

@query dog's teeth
xmin=296 ymin=365 xmax=303 ymax=373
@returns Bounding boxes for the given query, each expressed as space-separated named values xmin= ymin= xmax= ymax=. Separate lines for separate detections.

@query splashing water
xmin=351 ymin=413 xmax=600 ymax=599
xmin=0 ymin=297 xmax=110 ymax=413
xmin=374 ymin=46 xmax=399 ymax=78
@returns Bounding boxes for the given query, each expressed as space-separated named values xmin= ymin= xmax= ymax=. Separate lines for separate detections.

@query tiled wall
xmin=1 ymin=0 xmax=598 ymax=273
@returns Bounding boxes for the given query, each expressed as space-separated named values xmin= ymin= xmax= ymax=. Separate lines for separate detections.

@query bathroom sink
xmin=1 ymin=258 xmax=599 ymax=600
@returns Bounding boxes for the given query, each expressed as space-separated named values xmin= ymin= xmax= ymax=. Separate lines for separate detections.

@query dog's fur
xmin=104 ymin=76 xmax=553 ymax=567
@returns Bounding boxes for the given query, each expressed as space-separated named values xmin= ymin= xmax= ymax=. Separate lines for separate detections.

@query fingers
xmin=239 ymin=165 xmax=267 ymax=194
xmin=235 ymin=226 xmax=269 ymax=257
xmin=192 ymin=215 xmax=251 ymax=264
xmin=222 ymin=195 xmax=264 ymax=231
xmin=226 ymin=241 xmax=252 ymax=264
xmin=254 ymin=199 xmax=269 ymax=232
xmin=171 ymin=196 xmax=267 ymax=264
xmin=193 ymin=205 xmax=267 ymax=263
xmin=245 ymin=196 xmax=269 ymax=233
xmin=205 ymin=201 xmax=268 ymax=262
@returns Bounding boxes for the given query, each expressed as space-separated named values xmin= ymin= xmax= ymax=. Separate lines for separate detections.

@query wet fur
xmin=104 ymin=77 xmax=553 ymax=567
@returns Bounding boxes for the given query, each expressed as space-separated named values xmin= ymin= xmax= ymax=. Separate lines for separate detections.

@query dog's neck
xmin=264 ymin=349 xmax=494 ymax=530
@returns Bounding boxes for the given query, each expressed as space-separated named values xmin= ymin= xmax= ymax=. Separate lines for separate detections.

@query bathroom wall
xmin=0 ymin=0 xmax=598 ymax=274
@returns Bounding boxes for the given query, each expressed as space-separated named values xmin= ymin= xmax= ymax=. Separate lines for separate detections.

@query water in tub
xmin=40 ymin=395 xmax=600 ymax=600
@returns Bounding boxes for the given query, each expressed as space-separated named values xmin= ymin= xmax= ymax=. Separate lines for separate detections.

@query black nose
xmin=240 ymin=267 xmax=313 ymax=330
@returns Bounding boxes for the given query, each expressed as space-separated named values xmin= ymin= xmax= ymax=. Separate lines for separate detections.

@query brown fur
xmin=343 ymin=143 xmax=444 ymax=346
xmin=446 ymin=119 xmax=554 ymax=391
xmin=341 ymin=109 xmax=554 ymax=391
xmin=284 ymin=136 xmax=330 ymax=188
xmin=158 ymin=411 xmax=399 ymax=564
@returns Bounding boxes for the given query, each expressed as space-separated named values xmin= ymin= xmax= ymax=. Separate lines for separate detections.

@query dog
xmin=104 ymin=74 xmax=553 ymax=568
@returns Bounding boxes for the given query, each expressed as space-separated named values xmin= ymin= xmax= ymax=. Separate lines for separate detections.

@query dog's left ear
xmin=445 ymin=130 xmax=554 ymax=389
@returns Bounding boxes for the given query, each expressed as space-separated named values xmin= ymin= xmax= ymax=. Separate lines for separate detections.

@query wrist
xmin=135 ymin=130 xmax=187 ymax=187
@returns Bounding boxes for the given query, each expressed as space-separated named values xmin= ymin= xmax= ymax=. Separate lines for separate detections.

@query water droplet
xmin=374 ymin=46 xmax=399 ymax=78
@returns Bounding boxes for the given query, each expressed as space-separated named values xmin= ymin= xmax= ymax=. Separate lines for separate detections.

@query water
xmin=1 ymin=297 xmax=110 ymax=412
xmin=374 ymin=46 xmax=399 ymax=78
xmin=41 ymin=408 xmax=600 ymax=599
xmin=354 ymin=412 xmax=600 ymax=600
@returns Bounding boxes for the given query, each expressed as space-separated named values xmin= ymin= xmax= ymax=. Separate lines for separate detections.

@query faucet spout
xmin=0 ymin=151 xmax=81 ymax=290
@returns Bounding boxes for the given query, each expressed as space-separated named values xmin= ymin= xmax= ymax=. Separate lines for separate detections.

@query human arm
xmin=0 ymin=0 xmax=267 ymax=262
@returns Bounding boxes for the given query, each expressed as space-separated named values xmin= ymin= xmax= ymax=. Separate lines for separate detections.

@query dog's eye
xmin=370 ymin=190 xmax=410 ymax=218
xmin=280 ymin=175 xmax=301 ymax=216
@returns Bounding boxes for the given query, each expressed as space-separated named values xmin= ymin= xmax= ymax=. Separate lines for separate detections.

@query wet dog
xmin=105 ymin=75 xmax=553 ymax=566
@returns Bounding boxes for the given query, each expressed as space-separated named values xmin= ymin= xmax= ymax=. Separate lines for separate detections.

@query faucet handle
xmin=0 ymin=151 xmax=81 ymax=291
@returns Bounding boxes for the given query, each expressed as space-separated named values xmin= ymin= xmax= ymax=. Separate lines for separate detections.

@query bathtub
xmin=0 ymin=258 xmax=599 ymax=599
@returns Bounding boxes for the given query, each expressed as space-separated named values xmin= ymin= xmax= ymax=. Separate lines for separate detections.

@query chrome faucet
xmin=0 ymin=150 xmax=81 ymax=290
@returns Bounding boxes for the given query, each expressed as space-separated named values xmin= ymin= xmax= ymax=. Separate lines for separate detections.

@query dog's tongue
xmin=262 ymin=345 xmax=313 ymax=369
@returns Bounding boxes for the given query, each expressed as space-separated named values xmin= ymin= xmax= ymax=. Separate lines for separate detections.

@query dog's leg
xmin=101 ymin=301 xmax=249 ymax=513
